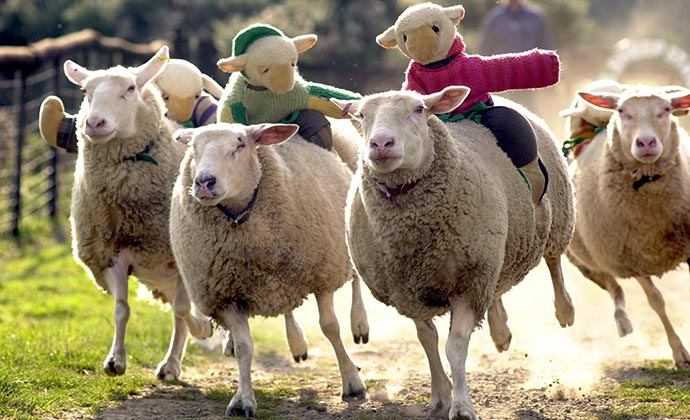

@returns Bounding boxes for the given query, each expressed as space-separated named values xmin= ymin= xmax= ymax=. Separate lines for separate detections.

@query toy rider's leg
xmin=294 ymin=109 xmax=333 ymax=150
xmin=478 ymin=105 xmax=548 ymax=204
xmin=39 ymin=96 xmax=78 ymax=153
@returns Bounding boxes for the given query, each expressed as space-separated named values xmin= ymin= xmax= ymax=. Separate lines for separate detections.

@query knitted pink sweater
xmin=403 ymin=35 xmax=560 ymax=114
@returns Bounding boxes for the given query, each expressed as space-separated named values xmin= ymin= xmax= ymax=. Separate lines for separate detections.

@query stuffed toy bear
xmin=38 ymin=58 xmax=224 ymax=153
xmin=376 ymin=2 xmax=561 ymax=204
xmin=216 ymin=23 xmax=361 ymax=150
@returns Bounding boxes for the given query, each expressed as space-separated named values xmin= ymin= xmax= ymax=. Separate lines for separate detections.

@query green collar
xmin=122 ymin=140 xmax=158 ymax=166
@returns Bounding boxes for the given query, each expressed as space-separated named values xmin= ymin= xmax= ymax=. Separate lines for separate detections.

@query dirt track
xmin=90 ymin=261 xmax=690 ymax=420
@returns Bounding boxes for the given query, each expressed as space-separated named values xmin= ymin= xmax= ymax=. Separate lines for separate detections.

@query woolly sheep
xmin=169 ymin=122 xmax=366 ymax=417
xmin=331 ymin=86 xmax=575 ymax=420
xmin=566 ymin=85 xmax=690 ymax=369
xmin=64 ymin=46 xmax=212 ymax=380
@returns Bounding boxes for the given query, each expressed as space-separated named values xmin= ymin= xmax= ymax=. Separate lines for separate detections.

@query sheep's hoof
xmin=353 ymin=332 xmax=369 ymax=345
xmin=342 ymin=386 xmax=366 ymax=401
xmin=293 ymin=352 xmax=308 ymax=363
xmin=103 ymin=355 xmax=126 ymax=376
xmin=155 ymin=360 xmax=181 ymax=381
xmin=449 ymin=401 xmax=478 ymax=420
xmin=614 ymin=309 xmax=633 ymax=337
xmin=226 ymin=402 xmax=254 ymax=418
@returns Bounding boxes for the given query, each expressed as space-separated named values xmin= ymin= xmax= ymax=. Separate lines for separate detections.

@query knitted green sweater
xmin=226 ymin=73 xmax=360 ymax=125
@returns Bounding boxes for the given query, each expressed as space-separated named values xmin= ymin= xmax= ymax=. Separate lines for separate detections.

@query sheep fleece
xmin=170 ymin=138 xmax=354 ymax=319
xmin=71 ymin=86 xmax=185 ymax=295
xmin=346 ymin=100 xmax=573 ymax=322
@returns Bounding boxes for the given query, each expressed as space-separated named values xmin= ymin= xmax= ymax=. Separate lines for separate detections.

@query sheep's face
xmin=579 ymin=87 xmax=690 ymax=164
xmin=616 ymin=94 xmax=675 ymax=163
xmin=77 ymin=71 xmax=143 ymax=143
xmin=64 ymin=45 xmax=169 ymax=144
xmin=377 ymin=3 xmax=463 ymax=65
xmin=175 ymin=123 xmax=299 ymax=206
xmin=333 ymin=86 xmax=470 ymax=174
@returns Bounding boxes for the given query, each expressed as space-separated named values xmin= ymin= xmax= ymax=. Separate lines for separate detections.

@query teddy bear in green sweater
xmin=216 ymin=23 xmax=361 ymax=150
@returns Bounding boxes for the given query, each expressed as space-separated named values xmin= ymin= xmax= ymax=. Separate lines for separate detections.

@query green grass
xmin=604 ymin=360 xmax=690 ymax=419
xmin=0 ymin=229 xmax=203 ymax=420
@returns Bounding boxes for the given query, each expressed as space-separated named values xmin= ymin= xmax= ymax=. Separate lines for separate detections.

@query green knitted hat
xmin=232 ymin=24 xmax=285 ymax=57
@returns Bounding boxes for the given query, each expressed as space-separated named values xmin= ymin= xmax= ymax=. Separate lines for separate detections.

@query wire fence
xmin=0 ymin=30 xmax=166 ymax=238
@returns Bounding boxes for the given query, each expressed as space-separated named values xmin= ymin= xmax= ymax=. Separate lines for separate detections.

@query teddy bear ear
xmin=292 ymin=34 xmax=317 ymax=54
xmin=217 ymin=54 xmax=249 ymax=73
xmin=444 ymin=5 xmax=465 ymax=26
xmin=376 ymin=26 xmax=398 ymax=49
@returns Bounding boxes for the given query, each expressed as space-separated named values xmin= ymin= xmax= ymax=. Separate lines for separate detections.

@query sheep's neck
xmin=216 ymin=186 xmax=259 ymax=228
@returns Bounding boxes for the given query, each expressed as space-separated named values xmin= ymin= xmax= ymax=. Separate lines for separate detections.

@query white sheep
xmin=566 ymin=85 xmax=690 ymax=369
xmin=169 ymin=122 xmax=366 ymax=417
xmin=331 ymin=86 xmax=575 ymax=420
xmin=559 ymin=79 xmax=627 ymax=159
xmin=65 ymin=46 xmax=212 ymax=380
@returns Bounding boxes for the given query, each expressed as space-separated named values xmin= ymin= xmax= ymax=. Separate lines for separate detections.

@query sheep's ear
xmin=201 ymin=73 xmax=224 ymax=98
xmin=444 ymin=5 xmax=465 ymax=26
xmin=423 ymin=85 xmax=470 ymax=115
xmin=669 ymin=90 xmax=690 ymax=116
xmin=578 ymin=91 xmax=620 ymax=111
xmin=64 ymin=60 xmax=91 ymax=87
xmin=217 ymin=55 xmax=248 ymax=73
xmin=293 ymin=34 xmax=317 ymax=54
xmin=376 ymin=26 xmax=398 ymax=49
xmin=173 ymin=128 xmax=195 ymax=145
xmin=247 ymin=123 xmax=299 ymax=147
xmin=330 ymin=98 xmax=361 ymax=119
xmin=135 ymin=45 xmax=169 ymax=88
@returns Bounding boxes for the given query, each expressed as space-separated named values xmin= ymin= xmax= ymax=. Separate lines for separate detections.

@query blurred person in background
xmin=479 ymin=0 xmax=555 ymax=112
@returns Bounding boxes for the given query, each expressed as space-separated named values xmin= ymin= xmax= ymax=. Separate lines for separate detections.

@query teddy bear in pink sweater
xmin=377 ymin=2 xmax=561 ymax=204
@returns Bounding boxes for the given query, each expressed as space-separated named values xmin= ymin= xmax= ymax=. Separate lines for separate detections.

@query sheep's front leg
xmin=155 ymin=277 xmax=213 ymax=381
xmin=315 ymin=291 xmax=366 ymax=400
xmin=350 ymin=276 xmax=370 ymax=344
xmin=103 ymin=254 xmax=131 ymax=376
xmin=221 ymin=303 xmax=256 ymax=417
xmin=487 ymin=297 xmax=511 ymax=352
xmin=413 ymin=318 xmax=452 ymax=419
xmin=446 ymin=297 xmax=478 ymax=420
xmin=284 ymin=311 xmax=308 ymax=362
xmin=636 ymin=276 xmax=690 ymax=369
xmin=545 ymin=255 xmax=575 ymax=327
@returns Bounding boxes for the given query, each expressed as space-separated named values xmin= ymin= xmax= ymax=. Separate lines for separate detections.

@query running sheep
xmin=169 ymin=122 xmax=366 ymax=417
xmin=64 ymin=46 xmax=212 ymax=380
xmin=332 ymin=86 xmax=575 ymax=420
xmin=565 ymin=85 xmax=690 ymax=369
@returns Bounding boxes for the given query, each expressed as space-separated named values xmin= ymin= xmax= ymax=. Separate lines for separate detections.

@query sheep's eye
xmin=261 ymin=67 xmax=269 ymax=74
xmin=163 ymin=95 xmax=170 ymax=101
xmin=291 ymin=62 xmax=296 ymax=67
xmin=403 ymin=34 xmax=407 ymax=42
xmin=414 ymin=105 xmax=425 ymax=114
xmin=355 ymin=111 xmax=364 ymax=120
xmin=127 ymin=85 xmax=135 ymax=93
xmin=432 ymin=25 xmax=440 ymax=33
xmin=195 ymin=94 xmax=200 ymax=99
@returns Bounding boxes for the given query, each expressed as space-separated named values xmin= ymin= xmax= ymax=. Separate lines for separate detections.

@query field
xmin=2 ymin=222 xmax=690 ymax=420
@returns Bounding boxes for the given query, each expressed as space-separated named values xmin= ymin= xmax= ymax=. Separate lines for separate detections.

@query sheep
xmin=559 ymin=79 xmax=627 ymax=159
xmin=565 ymin=84 xmax=690 ymax=369
xmin=169 ymin=122 xmax=366 ymax=417
xmin=64 ymin=45 xmax=212 ymax=381
xmin=331 ymin=85 xmax=575 ymax=420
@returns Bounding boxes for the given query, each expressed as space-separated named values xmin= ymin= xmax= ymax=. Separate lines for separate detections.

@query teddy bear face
xmin=242 ymin=36 xmax=300 ymax=94
xmin=377 ymin=2 xmax=465 ymax=65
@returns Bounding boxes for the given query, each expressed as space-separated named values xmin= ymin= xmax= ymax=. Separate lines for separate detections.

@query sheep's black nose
xmin=195 ymin=174 xmax=216 ymax=190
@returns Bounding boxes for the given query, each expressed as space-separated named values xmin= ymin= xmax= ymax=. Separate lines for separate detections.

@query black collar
xmin=216 ymin=187 xmax=259 ymax=228
xmin=246 ymin=82 xmax=268 ymax=91
xmin=421 ymin=54 xmax=458 ymax=69
xmin=632 ymin=174 xmax=662 ymax=191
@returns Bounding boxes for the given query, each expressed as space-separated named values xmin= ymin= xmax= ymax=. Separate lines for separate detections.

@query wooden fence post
xmin=11 ymin=70 xmax=27 ymax=237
